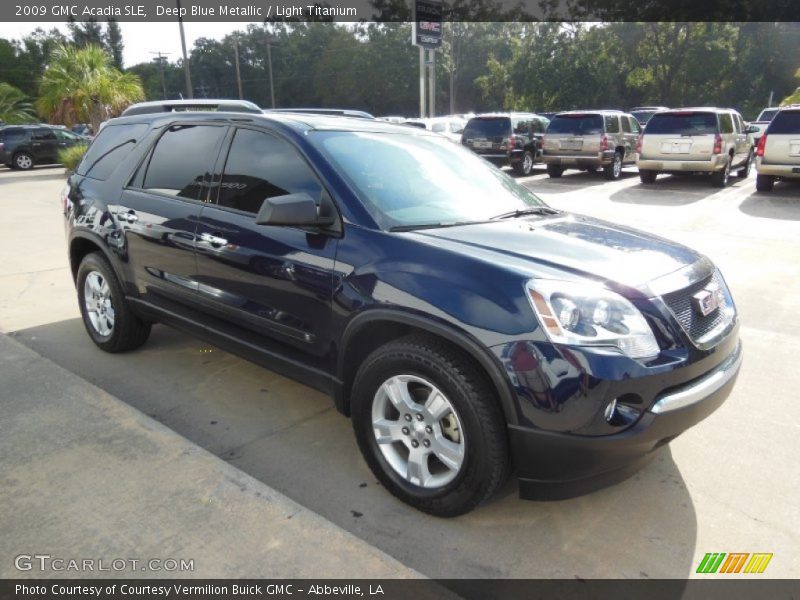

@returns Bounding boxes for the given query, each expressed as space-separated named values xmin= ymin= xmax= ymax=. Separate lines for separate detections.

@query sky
xmin=0 ymin=21 xmax=254 ymax=67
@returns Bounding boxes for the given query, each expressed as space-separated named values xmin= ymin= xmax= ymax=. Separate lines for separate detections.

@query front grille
xmin=661 ymin=271 xmax=732 ymax=343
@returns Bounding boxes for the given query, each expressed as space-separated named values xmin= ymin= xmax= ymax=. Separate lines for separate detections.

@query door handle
xmin=200 ymin=232 xmax=228 ymax=247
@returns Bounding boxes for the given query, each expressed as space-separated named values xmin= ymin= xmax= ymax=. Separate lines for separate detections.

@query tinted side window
xmin=621 ymin=117 xmax=632 ymax=133
xmin=719 ymin=113 xmax=734 ymax=134
xmin=217 ymin=129 xmax=322 ymax=214
xmin=32 ymin=129 xmax=57 ymax=140
xmin=0 ymin=128 xmax=26 ymax=141
xmin=78 ymin=123 xmax=149 ymax=180
xmin=513 ymin=119 xmax=532 ymax=135
xmin=605 ymin=116 xmax=620 ymax=133
xmin=143 ymin=124 xmax=226 ymax=200
xmin=768 ymin=110 xmax=800 ymax=134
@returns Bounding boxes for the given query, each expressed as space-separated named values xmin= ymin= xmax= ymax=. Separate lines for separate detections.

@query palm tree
xmin=36 ymin=44 xmax=144 ymax=132
xmin=0 ymin=83 xmax=36 ymax=124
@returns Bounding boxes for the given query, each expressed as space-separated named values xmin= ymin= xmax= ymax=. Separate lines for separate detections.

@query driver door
xmin=194 ymin=126 xmax=339 ymax=357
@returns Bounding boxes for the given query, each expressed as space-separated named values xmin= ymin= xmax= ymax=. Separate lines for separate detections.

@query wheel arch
xmin=335 ymin=309 xmax=519 ymax=427
xmin=68 ymin=232 xmax=125 ymax=287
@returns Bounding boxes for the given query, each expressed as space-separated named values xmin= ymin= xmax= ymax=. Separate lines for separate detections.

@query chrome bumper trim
xmin=650 ymin=342 xmax=742 ymax=414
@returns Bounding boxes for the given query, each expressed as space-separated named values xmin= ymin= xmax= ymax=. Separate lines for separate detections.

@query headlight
xmin=526 ymin=279 xmax=659 ymax=359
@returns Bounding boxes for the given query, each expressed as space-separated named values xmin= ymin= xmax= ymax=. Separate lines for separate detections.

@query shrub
xmin=58 ymin=143 xmax=89 ymax=172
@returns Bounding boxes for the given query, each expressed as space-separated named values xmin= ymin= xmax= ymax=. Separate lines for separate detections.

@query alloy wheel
xmin=371 ymin=374 xmax=465 ymax=488
xmin=83 ymin=271 xmax=115 ymax=337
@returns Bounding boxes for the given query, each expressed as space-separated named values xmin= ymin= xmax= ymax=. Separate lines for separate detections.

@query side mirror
xmin=745 ymin=125 xmax=759 ymax=134
xmin=255 ymin=192 xmax=336 ymax=228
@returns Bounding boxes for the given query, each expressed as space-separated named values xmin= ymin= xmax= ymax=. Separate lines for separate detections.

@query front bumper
xmin=755 ymin=157 xmax=800 ymax=178
xmin=542 ymin=150 xmax=614 ymax=167
xmin=636 ymin=154 xmax=727 ymax=173
xmin=511 ymin=340 xmax=742 ymax=500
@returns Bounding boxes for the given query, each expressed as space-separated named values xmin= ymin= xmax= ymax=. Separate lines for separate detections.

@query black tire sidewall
xmin=14 ymin=152 xmax=33 ymax=170
xmin=76 ymin=253 xmax=127 ymax=351
xmin=351 ymin=342 xmax=503 ymax=515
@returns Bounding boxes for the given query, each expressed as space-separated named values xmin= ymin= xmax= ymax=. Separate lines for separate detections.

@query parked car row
xmin=459 ymin=106 xmax=798 ymax=191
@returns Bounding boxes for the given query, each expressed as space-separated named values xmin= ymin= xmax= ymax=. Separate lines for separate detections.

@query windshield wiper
xmin=490 ymin=206 xmax=560 ymax=220
xmin=389 ymin=221 xmax=480 ymax=232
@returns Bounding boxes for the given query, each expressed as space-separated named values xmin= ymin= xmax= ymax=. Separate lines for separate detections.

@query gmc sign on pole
xmin=412 ymin=0 xmax=443 ymax=49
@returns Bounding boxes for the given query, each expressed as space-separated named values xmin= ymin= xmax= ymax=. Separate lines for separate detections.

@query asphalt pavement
xmin=0 ymin=164 xmax=798 ymax=579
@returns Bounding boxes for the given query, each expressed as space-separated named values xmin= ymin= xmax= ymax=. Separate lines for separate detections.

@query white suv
xmin=636 ymin=108 xmax=757 ymax=187
xmin=755 ymin=106 xmax=800 ymax=192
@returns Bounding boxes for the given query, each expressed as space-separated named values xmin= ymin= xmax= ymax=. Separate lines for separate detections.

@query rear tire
xmin=755 ymin=174 xmax=775 ymax=192
xmin=77 ymin=252 xmax=151 ymax=353
xmin=711 ymin=156 xmax=731 ymax=188
xmin=13 ymin=152 xmax=34 ymax=170
xmin=351 ymin=334 xmax=510 ymax=517
xmin=639 ymin=169 xmax=657 ymax=184
xmin=736 ymin=150 xmax=753 ymax=178
xmin=546 ymin=164 xmax=563 ymax=178
xmin=603 ymin=151 xmax=623 ymax=180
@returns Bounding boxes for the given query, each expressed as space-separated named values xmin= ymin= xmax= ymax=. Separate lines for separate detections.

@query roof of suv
xmin=470 ymin=112 xmax=546 ymax=119
xmin=104 ymin=110 xmax=435 ymax=136
xmin=553 ymin=110 xmax=630 ymax=116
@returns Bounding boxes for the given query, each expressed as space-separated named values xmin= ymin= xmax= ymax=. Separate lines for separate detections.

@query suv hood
xmin=411 ymin=214 xmax=703 ymax=293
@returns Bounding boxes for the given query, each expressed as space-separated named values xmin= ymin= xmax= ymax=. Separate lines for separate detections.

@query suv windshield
xmin=767 ymin=110 xmax=800 ymax=134
xmin=546 ymin=114 xmax=604 ymax=135
xmin=756 ymin=108 xmax=779 ymax=123
xmin=646 ymin=112 xmax=718 ymax=135
xmin=311 ymin=131 xmax=545 ymax=230
xmin=462 ymin=117 xmax=510 ymax=139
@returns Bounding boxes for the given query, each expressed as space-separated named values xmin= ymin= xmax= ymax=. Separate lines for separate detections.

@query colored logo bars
xmin=696 ymin=552 xmax=773 ymax=574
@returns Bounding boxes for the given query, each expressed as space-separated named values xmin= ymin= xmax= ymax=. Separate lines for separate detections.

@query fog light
xmin=604 ymin=399 xmax=617 ymax=423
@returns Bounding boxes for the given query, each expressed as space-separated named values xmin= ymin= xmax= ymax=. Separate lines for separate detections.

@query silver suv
xmin=636 ymin=108 xmax=757 ymax=187
xmin=542 ymin=110 xmax=640 ymax=180
xmin=755 ymin=106 xmax=800 ymax=192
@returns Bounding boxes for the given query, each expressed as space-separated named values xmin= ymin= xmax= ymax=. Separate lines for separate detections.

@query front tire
xmin=603 ymin=151 xmax=623 ymax=180
xmin=711 ymin=156 xmax=731 ymax=188
xmin=737 ymin=150 xmax=753 ymax=178
xmin=546 ymin=164 xmax=563 ymax=178
xmin=755 ymin=174 xmax=775 ymax=192
xmin=513 ymin=150 xmax=535 ymax=176
xmin=77 ymin=252 xmax=151 ymax=353
xmin=351 ymin=334 xmax=509 ymax=517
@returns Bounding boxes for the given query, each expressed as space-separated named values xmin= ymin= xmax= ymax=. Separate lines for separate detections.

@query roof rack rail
xmin=121 ymin=99 xmax=262 ymax=117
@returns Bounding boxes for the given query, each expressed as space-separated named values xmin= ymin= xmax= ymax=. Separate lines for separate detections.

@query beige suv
xmin=636 ymin=108 xmax=757 ymax=187
xmin=755 ymin=106 xmax=800 ymax=192
xmin=541 ymin=110 xmax=640 ymax=180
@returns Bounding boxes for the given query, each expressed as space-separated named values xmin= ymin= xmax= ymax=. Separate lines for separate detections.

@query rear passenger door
xmin=118 ymin=122 xmax=228 ymax=312
xmin=194 ymin=126 xmax=338 ymax=357
xmin=620 ymin=116 xmax=640 ymax=163
xmin=732 ymin=113 xmax=750 ymax=165
xmin=30 ymin=128 xmax=59 ymax=163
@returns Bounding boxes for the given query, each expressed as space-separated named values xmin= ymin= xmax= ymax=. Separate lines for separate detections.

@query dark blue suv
xmin=63 ymin=108 xmax=742 ymax=516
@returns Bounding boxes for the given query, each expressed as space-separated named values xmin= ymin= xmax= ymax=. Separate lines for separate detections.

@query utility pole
xmin=263 ymin=26 xmax=277 ymax=108
xmin=419 ymin=47 xmax=425 ymax=118
xmin=233 ymin=34 xmax=243 ymax=100
xmin=149 ymin=51 xmax=170 ymax=99
xmin=175 ymin=0 xmax=193 ymax=99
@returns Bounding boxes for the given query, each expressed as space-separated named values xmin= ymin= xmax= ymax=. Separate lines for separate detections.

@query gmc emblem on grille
xmin=692 ymin=286 xmax=724 ymax=317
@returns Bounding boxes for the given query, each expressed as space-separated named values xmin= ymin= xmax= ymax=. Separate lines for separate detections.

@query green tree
xmin=68 ymin=18 xmax=105 ymax=48
xmin=0 ymin=82 xmax=36 ymax=123
xmin=106 ymin=19 xmax=124 ymax=69
xmin=36 ymin=44 xmax=144 ymax=131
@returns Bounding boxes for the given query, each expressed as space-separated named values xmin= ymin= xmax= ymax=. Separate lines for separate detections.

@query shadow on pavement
xmin=739 ymin=184 xmax=800 ymax=220
xmin=524 ymin=170 xmax=638 ymax=194
xmin=10 ymin=318 xmax=699 ymax=579
xmin=609 ymin=174 xmax=732 ymax=205
xmin=0 ymin=167 xmax=66 ymax=185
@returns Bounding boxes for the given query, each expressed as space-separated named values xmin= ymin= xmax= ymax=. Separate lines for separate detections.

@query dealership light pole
xmin=176 ymin=0 xmax=193 ymax=99
xmin=263 ymin=25 xmax=278 ymax=109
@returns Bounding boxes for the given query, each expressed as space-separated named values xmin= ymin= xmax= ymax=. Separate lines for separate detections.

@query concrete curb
xmin=0 ymin=333 xmax=421 ymax=579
